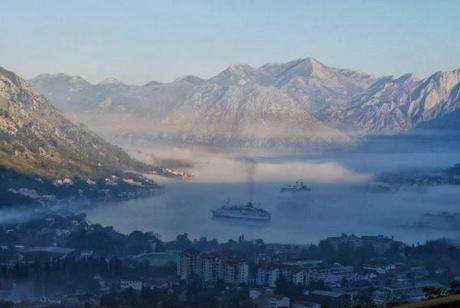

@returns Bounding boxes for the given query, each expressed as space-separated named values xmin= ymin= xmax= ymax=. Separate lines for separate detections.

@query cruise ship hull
xmin=211 ymin=210 xmax=271 ymax=221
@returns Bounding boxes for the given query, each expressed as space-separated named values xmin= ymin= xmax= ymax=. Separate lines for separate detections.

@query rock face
xmin=331 ymin=74 xmax=421 ymax=132
xmin=332 ymin=69 xmax=460 ymax=132
xmin=409 ymin=70 xmax=460 ymax=125
xmin=255 ymin=58 xmax=375 ymax=115
xmin=29 ymin=58 xmax=460 ymax=145
xmin=0 ymin=66 xmax=146 ymax=179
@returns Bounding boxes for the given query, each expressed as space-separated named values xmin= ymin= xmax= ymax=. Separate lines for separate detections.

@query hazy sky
xmin=1 ymin=0 xmax=459 ymax=84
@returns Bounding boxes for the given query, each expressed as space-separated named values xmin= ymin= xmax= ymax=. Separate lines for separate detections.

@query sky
xmin=0 ymin=0 xmax=459 ymax=84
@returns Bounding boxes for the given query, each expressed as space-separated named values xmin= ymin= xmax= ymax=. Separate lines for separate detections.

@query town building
xmin=178 ymin=249 xmax=201 ymax=280
xmin=224 ymin=257 xmax=249 ymax=284
xmin=19 ymin=247 xmax=77 ymax=263
xmin=178 ymin=249 xmax=248 ymax=284
xmin=371 ymin=280 xmax=438 ymax=305
xmin=281 ymin=265 xmax=305 ymax=285
xmin=309 ymin=263 xmax=355 ymax=287
xmin=201 ymin=252 xmax=225 ymax=283
xmin=256 ymin=263 xmax=310 ymax=287
xmin=320 ymin=234 xmax=404 ymax=255
xmin=269 ymin=295 xmax=290 ymax=308
xmin=292 ymin=300 xmax=321 ymax=308
xmin=256 ymin=264 xmax=281 ymax=287
xmin=120 ymin=279 xmax=144 ymax=291
xmin=306 ymin=290 xmax=351 ymax=308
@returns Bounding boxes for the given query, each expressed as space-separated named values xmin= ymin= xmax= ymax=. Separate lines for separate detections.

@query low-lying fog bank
xmin=126 ymin=143 xmax=371 ymax=185
xmin=81 ymin=132 xmax=460 ymax=245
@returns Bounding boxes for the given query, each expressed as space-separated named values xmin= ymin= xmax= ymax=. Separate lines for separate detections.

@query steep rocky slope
xmin=0 ymin=66 xmax=162 ymax=206
xmin=0 ymin=66 xmax=148 ymax=178
xmin=333 ymin=70 xmax=460 ymax=132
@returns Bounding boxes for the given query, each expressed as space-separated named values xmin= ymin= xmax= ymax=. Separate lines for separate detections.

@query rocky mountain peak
xmin=294 ymin=57 xmax=325 ymax=70
xmin=282 ymin=57 xmax=328 ymax=77
xmin=35 ymin=73 xmax=89 ymax=85
xmin=0 ymin=66 xmax=27 ymax=89
xmin=172 ymin=75 xmax=205 ymax=85
xmin=395 ymin=73 xmax=420 ymax=84
xmin=98 ymin=77 xmax=124 ymax=86
xmin=143 ymin=80 xmax=163 ymax=87
xmin=210 ymin=64 xmax=256 ymax=85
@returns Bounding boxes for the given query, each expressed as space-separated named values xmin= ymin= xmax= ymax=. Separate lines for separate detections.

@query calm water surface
xmin=85 ymin=132 xmax=460 ymax=244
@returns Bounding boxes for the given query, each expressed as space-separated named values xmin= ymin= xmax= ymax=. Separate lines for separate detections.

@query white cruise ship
xmin=211 ymin=201 xmax=271 ymax=221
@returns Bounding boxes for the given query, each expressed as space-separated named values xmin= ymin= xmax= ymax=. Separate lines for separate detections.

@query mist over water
xmin=84 ymin=131 xmax=460 ymax=245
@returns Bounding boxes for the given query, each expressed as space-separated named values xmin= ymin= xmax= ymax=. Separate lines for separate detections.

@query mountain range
xmin=0 ymin=66 xmax=158 ymax=205
xmin=30 ymin=58 xmax=460 ymax=146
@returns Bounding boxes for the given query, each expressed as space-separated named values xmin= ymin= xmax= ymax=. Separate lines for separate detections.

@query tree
xmin=275 ymin=276 xmax=302 ymax=300
xmin=126 ymin=230 xmax=152 ymax=255
xmin=86 ymin=277 xmax=101 ymax=293
xmin=100 ymin=292 xmax=120 ymax=308
xmin=176 ymin=233 xmax=192 ymax=249
xmin=449 ymin=280 xmax=460 ymax=295
xmin=423 ymin=286 xmax=448 ymax=299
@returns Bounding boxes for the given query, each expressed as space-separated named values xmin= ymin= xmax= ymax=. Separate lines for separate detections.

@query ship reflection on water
xmin=211 ymin=216 xmax=271 ymax=229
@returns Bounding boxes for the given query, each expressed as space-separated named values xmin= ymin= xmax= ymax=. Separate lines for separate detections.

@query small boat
xmin=280 ymin=180 xmax=311 ymax=193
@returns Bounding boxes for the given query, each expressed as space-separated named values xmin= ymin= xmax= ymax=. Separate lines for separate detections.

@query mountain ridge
xmin=331 ymin=69 xmax=460 ymax=132
xmin=0 ymin=65 xmax=165 ymax=205
xmin=29 ymin=58 xmax=460 ymax=146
